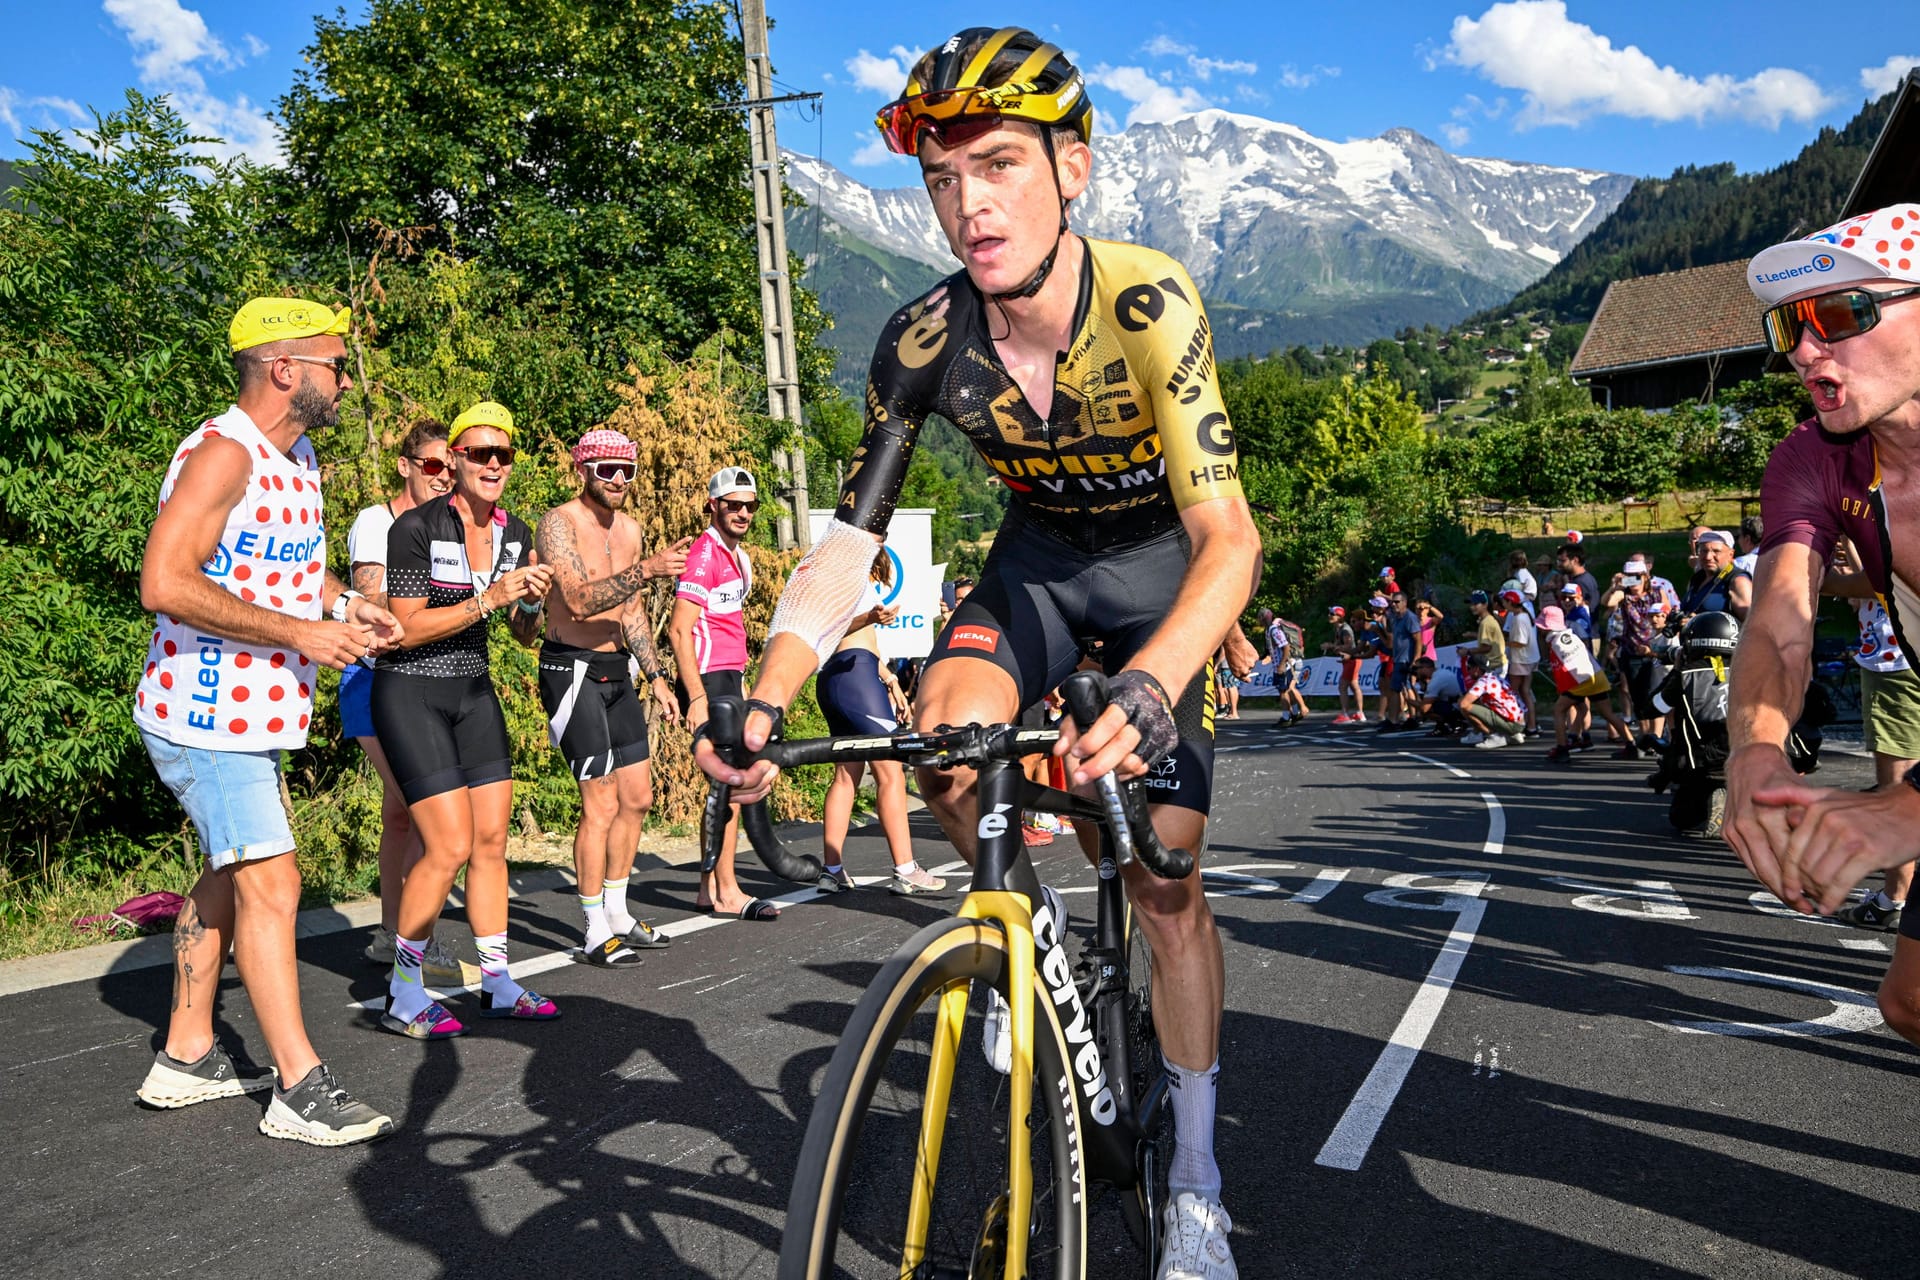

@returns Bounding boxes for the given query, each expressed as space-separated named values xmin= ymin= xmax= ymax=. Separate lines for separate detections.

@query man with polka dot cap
xmin=131 ymin=296 xmax=402 ymax=1145
xmin=1726 ymin=205 xmax=1920 ymax=953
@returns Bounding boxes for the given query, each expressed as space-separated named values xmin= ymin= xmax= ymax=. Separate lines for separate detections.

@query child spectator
xmin=1540 ymin=605 xmax=1637 ymax=763
xmin=1324 ymin=605 xmax=1365 ymax=724
xmin=1457 ymin=652 xmax=1527 ymax=749
xmin=1499 ymin=586 xmax=1539 ymax=733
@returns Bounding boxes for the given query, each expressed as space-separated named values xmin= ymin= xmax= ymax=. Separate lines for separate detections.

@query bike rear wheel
xmin=779 ymin=917 xmax=1087 ymax=1280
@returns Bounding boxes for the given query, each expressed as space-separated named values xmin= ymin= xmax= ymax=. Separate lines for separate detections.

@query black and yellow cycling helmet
xmin=876 ymin=27 xmax=1093 ymax=156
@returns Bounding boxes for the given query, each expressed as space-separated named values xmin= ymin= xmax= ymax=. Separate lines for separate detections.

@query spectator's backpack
xmin=1274 ymin=616 xmax=1306 ymax=657
xmin=1544 ymin=628 xmax=1597 ymax=693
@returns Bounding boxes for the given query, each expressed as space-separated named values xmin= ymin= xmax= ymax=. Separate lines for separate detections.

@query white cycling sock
xmin=894 ymin=859 xmax=919 ymax=878
xmin=580 ymin=890 xmax=612 ymax=951
xmin=1164 ymin=1054 xmax=1222 ymax=1202
xmin=476 ymin=932 xmax=526 ymax=1010
xmin=387 ymin=934 xmax=433 ymax=1023
xmin=604 ymin=876 xmax=635 ymax=934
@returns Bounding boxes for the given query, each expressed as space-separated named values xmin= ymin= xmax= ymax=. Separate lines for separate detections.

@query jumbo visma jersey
xmin=841 ymin=238 xmax=1244 ymax=553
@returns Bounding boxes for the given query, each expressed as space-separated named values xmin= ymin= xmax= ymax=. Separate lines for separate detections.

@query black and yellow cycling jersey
xmin=839 ymin=237 xmax=1244 ymax=553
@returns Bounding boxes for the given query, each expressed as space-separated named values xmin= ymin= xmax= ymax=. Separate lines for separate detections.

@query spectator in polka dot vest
xmin=130 ymin=297 xmax=403 ymax=1146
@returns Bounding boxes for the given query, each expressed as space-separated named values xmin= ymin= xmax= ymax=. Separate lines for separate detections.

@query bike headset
xmin=877 ymin=27 xmax=1093 ymax=303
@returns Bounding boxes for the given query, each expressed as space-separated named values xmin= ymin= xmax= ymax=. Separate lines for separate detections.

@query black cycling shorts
xmin=371 ymin=670 xmax=512 ymax=804
xmin=819 ymin=649 xmax=899 ymax=736
xmin=923 ymin=518 xmax=1216 ymax=814
xmin=538 ymin=641 xmax=651 ymax=782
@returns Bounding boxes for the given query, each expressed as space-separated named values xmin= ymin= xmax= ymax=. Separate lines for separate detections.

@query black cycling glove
xmin=1108 ymin=670 xmax=1178 ymax=766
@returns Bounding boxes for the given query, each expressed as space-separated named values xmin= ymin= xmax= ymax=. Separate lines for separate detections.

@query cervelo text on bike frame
xmin=1034 ymin=898 xmax=1120 ymax=1126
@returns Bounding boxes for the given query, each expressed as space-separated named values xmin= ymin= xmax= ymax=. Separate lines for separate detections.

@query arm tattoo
xmin=621 ymin=593 xmax=662 ymax=671
xmin=350 ymin=563 xmax=388 ymax=606
xmin=537 ymin=508 xmax=647 ymax=616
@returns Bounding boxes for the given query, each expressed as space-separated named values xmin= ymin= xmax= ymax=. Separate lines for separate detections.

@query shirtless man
xmin=534 ymin=429 xmax=692 ymax=966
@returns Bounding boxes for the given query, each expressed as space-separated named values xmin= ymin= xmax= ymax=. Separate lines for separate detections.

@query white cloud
xmin=0 ymin=87 xmax=89 ymax=141
xmin=1440 ymin=122 xmax=1472 ymax=148
xmin=1141 ymin=35 xmax=1195 ymax=58
xmin=103 ymin=0 xmax=231 ymax=91
xmin=1862 ymin=57 xmax=1919 ymax=98
xmin=1278 ymin=64 xmax=1339 ymax=91
xmin=242 ymin=33 xmax=268 ymax=60
xmin=99 ymin=0 xmax=280 ymax=164
xmin=1188 ymin=56 xmax=1257 ymax=82
xmin=849 ymin=132 xmax=911 ymax=168
xmin=1443 ymin=0 xmax=1835 ymax=129
xmin=845 ymin=46 xmax=922 ymax=96
xmin=1089 ymin=64 xmax=1212 ymax=126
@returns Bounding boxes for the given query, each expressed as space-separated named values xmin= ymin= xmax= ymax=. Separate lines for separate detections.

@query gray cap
xmin=708 ymin=466 xmax=758 ymax=500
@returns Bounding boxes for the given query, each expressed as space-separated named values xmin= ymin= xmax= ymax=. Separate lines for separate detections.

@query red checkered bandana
xmin=571 ymin=429 xmax=636 ymax=464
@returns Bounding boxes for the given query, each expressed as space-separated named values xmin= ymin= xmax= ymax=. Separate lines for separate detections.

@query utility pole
xmin=738 ymin=0 xmax=812 ymax=550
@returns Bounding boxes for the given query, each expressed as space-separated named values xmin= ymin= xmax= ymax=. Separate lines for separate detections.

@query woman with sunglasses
xmin=1726 ymin=206 xmax=1920 ymax=944
xmin=372 ymin=400 xmax=559 ymax=1037
xmin=342 ymin=417 xmax=467 ymax=989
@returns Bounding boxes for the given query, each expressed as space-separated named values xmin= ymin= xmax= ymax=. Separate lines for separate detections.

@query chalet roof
xmin=1570 ymin=259 xmax=1763 ymax=377
xmin=1845 ymin=69 xmax=1920 ymax=217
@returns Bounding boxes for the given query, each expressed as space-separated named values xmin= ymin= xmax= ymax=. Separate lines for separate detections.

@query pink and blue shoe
xmin=478 ymin=989 xmax=561 ymax=1021
xmin=381 ymin=999 xmax=467 ymax=1040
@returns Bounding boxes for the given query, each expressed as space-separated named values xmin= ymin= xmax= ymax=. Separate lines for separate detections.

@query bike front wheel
xmin=779 ymin=916 xmax=1088 ymax=1280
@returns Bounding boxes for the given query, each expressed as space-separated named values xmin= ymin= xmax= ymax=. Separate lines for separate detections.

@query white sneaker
xmin=1509 ymin=732 xmax=1526 ymax=746
xmin=1473 ymin=735 xmax=1507 ymax=750
xmin=1459 ymin=732 xmax=1487 ymax=746
xmin=1157 ymin=1192 xmax=1236 ymax=1279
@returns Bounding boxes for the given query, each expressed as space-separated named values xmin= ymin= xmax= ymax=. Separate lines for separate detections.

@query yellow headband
xmin=449 ymin=400 xmax=516 ymax=442
xmin=229 ymin=297 xmax=350 ymax=353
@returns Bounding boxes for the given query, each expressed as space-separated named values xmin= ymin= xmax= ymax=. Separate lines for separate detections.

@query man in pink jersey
xmin=669 ymin=467 xmax=774 ymax=918
xmin=132 ymin=297 xmax=401 ymax=1145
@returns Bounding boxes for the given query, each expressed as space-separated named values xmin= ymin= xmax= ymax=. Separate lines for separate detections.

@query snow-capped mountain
xmin=786 ymin=109 xmax=1633 ymax=367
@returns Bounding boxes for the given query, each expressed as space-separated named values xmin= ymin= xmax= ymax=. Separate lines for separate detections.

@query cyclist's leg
xmin=914 ymin=535 xmax=1083 ymax=862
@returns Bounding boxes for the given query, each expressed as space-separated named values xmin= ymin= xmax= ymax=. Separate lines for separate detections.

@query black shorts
xmin=371 ymin=671 xmax=512 ymax=804
xmin=923 ymin=519 xmax=1216 ymax=814
xmin=684 ymin=668 xmax=745 ymax=719
xmin=819 ymin=649 xmax=899 ymax=736
xmin=538 ymin=641 xmax=651 ymax=781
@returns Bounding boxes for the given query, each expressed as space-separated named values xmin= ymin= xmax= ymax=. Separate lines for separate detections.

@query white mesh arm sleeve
xmin=768 ymin=519 xmax=887 ymax=666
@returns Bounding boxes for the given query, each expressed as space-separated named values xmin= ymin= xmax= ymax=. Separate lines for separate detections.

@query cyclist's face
xmin=919 ymin=121 xmax=1089 ymax=297
xmin=1775 ymin=278 xmax=1920 ymax=436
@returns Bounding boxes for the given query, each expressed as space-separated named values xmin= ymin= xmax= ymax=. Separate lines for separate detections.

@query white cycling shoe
xmin=1157 ymin=1192 xmax=1236 ymax=1279
xmin=982 ymin=885 xmax=1066 ymax=1075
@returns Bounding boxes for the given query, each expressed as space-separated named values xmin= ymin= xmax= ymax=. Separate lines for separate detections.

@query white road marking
xmin=1841 ymin=938 xmax=1893 ymax=952
xmin=1480 ymin=792 xmax=1504 ymax=855
xmin=1660 ymin=965 xmax=1883 ymax=1038
xmin=1317 ymin=870 xmax=1492 ymax=1172
xmin=1400 ymin=752 xmax=1471 ymax=780
xmin=1748 ymin=890 xmax=1848 ymax=927
xmin=1546 ymin=877 xmax=1696 ymax=920
xmin=1288 ymin=868 xmax=1351 ymax=905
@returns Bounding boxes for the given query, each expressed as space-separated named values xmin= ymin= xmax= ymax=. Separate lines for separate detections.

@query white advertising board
xmin=809 ymin=508 xmax=937 ymax=660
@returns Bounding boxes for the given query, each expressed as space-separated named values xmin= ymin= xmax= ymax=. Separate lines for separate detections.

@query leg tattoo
xmin=172 ymin=898 xmax=205 ymax=1011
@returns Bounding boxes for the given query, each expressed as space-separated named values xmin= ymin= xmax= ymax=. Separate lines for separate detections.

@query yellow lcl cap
xmin=449 ymin=400 xmax=516 ymax=443
xmin=228 ymin=298 xmax=350 ymax=353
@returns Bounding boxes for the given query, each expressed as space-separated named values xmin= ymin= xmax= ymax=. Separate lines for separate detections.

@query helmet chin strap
xmin=990 ymin=127 xmax=1071 ymax=303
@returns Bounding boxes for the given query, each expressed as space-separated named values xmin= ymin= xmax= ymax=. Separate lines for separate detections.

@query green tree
xmin=1499 ymin=352 xmax=1592 ymax=422
xmin=276 ymin=0 xmax=833 ymax=401
xmin=0 ymin=94 xmax=281 ymax=859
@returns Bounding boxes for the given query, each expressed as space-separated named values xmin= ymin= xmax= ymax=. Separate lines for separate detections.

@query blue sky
xmin=2 ymin=1 xmax=1912 ymax=184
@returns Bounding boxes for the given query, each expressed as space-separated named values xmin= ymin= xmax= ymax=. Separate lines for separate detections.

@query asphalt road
xmin=4 ymin=711 xmax=1916 ymax=1278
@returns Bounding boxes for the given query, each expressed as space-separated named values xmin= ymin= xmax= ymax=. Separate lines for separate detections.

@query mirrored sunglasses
xmin=717 ymin=498 xmax=760 ymax=514
xmin=1761 ymin=285 xmax=1920 ymax=354
xmin=587 ymin=460 xmax=636 ymax=483
xmin=405 ymin=455 xmax=449 ymax=476
xmin=454 ymin=445 xmax=516 ymax=467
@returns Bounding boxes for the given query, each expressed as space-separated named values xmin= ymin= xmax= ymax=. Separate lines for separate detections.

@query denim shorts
xmin=140 ymin=730 xmax=296 ymax=869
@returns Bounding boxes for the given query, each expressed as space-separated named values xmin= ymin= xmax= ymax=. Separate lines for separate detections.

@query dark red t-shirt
xmin=1758 ymin=417 xmax=1919 ymax=663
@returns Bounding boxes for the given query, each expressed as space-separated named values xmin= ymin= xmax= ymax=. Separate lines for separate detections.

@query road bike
xmin=703 ymin=669 xmax=1196 ymax=1279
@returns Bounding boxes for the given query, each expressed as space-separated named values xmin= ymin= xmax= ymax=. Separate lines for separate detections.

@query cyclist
xmin=697 ymin=26 xmax=1259 ymax=1277
xmin=1726 ymin=208 xmax=1920 ymax=1010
